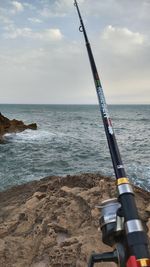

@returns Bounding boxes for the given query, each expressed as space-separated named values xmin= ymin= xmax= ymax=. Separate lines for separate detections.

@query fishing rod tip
xmin=74 ymin=0 xmax=77 ymax=6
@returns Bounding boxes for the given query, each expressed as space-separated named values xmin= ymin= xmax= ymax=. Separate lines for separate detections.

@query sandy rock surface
xmin=0 ymin=173 xmax=149 ymax=267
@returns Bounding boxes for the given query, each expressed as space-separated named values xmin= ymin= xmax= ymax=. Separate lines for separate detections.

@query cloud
xmin=0 ymin=41 xmax=92 ymax=104
xmin=28 ymin=17 xmax=43 ymax=24
xmin=0 ymin=7 xmax=13 ymax=25
xmin=39 ymin=0 xmax=85 ymax=18
xmin=103 ymin=25 xmax=144 ymax=45
xmin=40 ymin=8 xmax=66 ymax=18
xmin=39 ymin=0 xmax=83 ymax=18
xmin=42 ymin=29 xmax=63 ymax=41
xmin=23 ymin=3 xmax=36 ymax=10
xmin=101 ymin=25 xmax=145 ymax=54
xmin=11 ymin=1 xmax=24 ymax=13
xmin=0 ymin=13 xmax=12 ymax=25
xmin=3 ymin=26 xmax=32 ymax=39
xmin=3 ymin=25 xmax=63 ymax=41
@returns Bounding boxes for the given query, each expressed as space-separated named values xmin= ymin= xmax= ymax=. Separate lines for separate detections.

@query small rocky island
xmin=0 ymin=173 xmax=149 ymax=267
xmin=0 ymin=112 xmax=37 ymax=142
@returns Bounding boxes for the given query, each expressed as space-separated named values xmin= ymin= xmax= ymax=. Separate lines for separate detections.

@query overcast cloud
xmin=0 ymin=0 xmax=150 ymax=104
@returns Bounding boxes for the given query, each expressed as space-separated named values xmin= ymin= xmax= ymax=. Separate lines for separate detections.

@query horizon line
xmin=0 ymin=103 xmax=150 ymax=106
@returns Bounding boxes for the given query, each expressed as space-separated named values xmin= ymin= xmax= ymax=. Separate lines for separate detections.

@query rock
xmin=146 ymin=204 xmax=150 ymax=213
xmin=27 ymin=123 xmax=37 ymax=130
xmin=31 ymin=262 xmax=49 ymax=267
xmin=33 ymin=192 xmax=47 ymax=200
xmin=24 ymin=196 xmax=40 ymax=210
xmin=0 ymin=239 xmax=5 ymax=254
xmin=147 ymin=219 xmax=150 ymax=238
xmin=0 ymin=173 xmax=149 ymax=266
xmin=0 ymin=112 xmax=37 ymax=141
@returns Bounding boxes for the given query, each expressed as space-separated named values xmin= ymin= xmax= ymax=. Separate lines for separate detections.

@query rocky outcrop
xmin=0 ymin=173 xmax=149 ymax=267
xmin=0 ymin=113 xmax=37 ymax=141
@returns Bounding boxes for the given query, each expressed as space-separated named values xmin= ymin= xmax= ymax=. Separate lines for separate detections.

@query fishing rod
xmin=74 ymin=1 xmax=150 ymax=267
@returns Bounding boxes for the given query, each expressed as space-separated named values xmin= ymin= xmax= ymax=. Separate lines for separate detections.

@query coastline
xmin=0 ymin=173 xmax=149 ymax=267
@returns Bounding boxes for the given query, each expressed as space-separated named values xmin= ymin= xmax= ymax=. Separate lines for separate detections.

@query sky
xmin=0 ymin=0 xmax=150 ymax=104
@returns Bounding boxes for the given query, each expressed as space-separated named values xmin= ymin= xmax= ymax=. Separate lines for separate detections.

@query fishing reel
xmin=88 ymin=198 xmax=126 ymax=267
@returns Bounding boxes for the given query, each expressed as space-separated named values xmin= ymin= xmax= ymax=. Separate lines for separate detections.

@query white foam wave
xmin=4 ymin=129 xmax=55 ymax=143
xmin=4 ymin=129 xmax=80 ymax=143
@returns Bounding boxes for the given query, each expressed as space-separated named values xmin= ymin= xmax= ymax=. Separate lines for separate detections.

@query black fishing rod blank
xmin=74 ymin=1 xmax=150 ymax=267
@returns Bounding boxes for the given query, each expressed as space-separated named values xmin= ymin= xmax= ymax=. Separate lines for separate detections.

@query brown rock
xmin=33 ymin=192 xmax=47 ymax=200
xmin=0 ymin=239 xmax=5 ymax=254
xmin=0 ymin=112 xmax=37 ymax=141
xmin=24 ymin=196 xmax=40 ymax=210
xmin=27 ymin=123 xmax=37 ymax=130
xmin=147 ymin=219 xmax=150 ymax=238
xmin=146 ymin=204 xmax=150 ymax=213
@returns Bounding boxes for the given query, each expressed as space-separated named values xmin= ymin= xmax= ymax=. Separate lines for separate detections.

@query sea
xmin=0 ymin=104 xmax=150 ymax=192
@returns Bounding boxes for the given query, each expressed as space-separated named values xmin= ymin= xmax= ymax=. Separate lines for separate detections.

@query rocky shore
xmin=0 ymin=173 xmax=149 ymax=267
xmin=0 ymin=113 xmax=37 ymax=142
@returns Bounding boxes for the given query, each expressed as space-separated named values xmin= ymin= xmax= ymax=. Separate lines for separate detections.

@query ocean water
xmin=0 ymin=104 xmax=150 ymax=191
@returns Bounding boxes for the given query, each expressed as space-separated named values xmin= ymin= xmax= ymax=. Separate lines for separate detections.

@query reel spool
xmin=99 ymin=198 xmax=124 ymax=246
